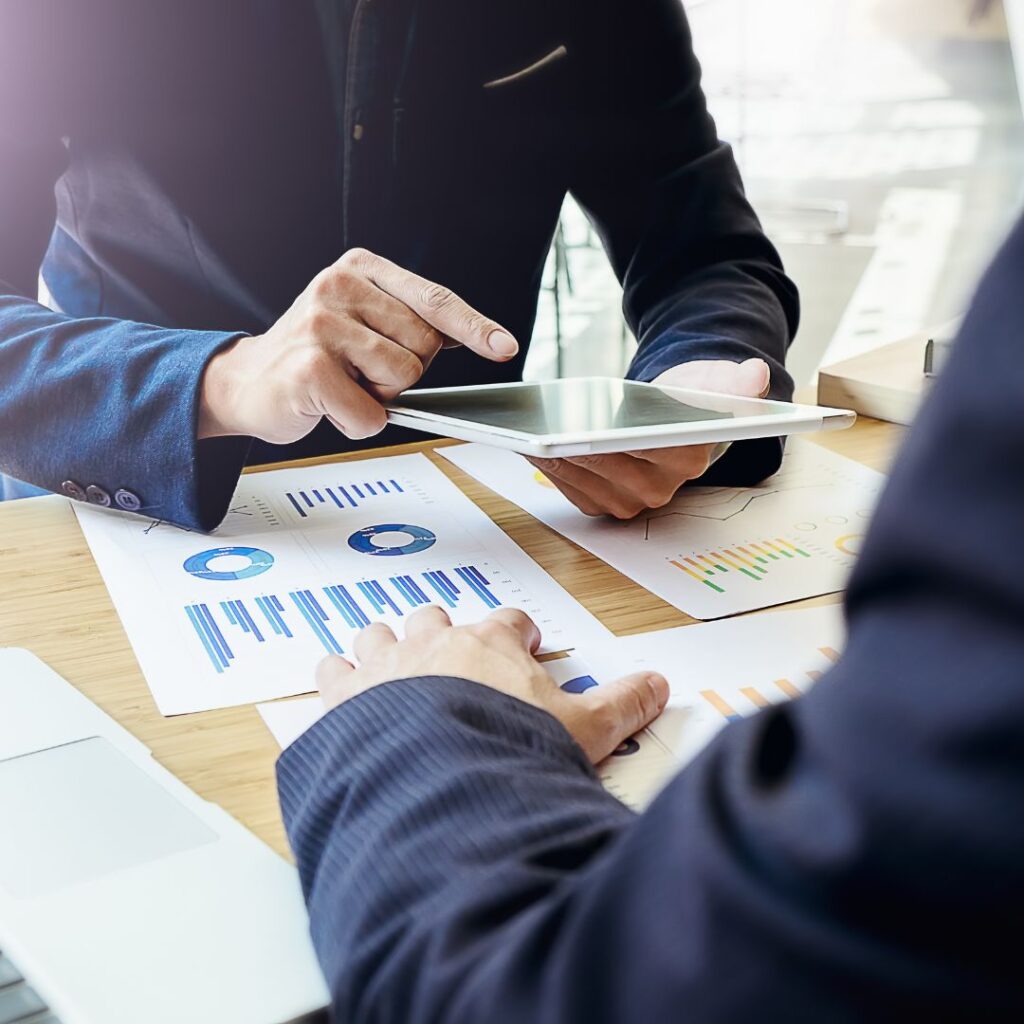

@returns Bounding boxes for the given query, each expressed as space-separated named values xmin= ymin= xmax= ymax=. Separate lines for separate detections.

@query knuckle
xmin=419 ymin=281 xmax=456 ymax=312
xmin=645 ymin=486 xmax=677 ymax=510
xmin=309 ymin=270 xmax=335 ymax=302
xmin=475 ymin=619 xmax=512 ymax=644
xmin=301 ymin=308 xmax=333 ymax=339
xmin=609 ymin=500 xmax=644 ymax=521
xmin=500 ymin=608 xmax=532 ymax=628
xmin=315 ymin=655 xmax=344 ymax=687
xmin=331 ymin=269 xmax=363 ymax=302
xmin=340 ymin=246 xmax=373 ymax=272
xmin=462 ymin=312 xmax=492 ymax=339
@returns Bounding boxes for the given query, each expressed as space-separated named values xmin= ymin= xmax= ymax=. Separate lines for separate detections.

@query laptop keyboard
xmin=0 ymin=951 xmax=60 ymax=1023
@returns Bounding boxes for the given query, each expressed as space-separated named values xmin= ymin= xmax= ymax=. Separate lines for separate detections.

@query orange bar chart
xmin=774 ymin=678 xmax=802 ymax=699
xmin=701 ymin=690 xmax=743 ymax=722
xmin=739 ymin=686 xmax=771 ymax=708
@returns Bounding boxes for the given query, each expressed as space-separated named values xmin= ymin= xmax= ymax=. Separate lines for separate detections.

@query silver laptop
xmin=0 ymin=649 xmax=329 ymax=1024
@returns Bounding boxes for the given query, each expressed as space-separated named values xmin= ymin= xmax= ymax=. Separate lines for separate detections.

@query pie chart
xmin=183 ymin=546 xmax=275 ymax=581
xmin=560 ymin=674 xmax=599 ymax=694
xmin=347 ymin=524 xmax=437 ymax=557
xmin=834 ymin=534 xmax=863 ymax=557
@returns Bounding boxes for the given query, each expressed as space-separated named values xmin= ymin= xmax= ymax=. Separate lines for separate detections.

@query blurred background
xmin=525 ymin=0 xmax=1023 ymax=386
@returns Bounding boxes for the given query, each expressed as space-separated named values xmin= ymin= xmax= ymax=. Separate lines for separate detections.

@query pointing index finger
xmin=345 ymin=250 xmax=519 ymax=361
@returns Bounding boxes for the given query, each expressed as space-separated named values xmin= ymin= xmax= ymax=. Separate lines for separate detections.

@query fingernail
xmin=748 ymin=359 xmax=771 ymax=396
xmin=647 ymin=673 xmax=670 ymax=708
xmin=488 ymin=330 xmax=519 ymax=357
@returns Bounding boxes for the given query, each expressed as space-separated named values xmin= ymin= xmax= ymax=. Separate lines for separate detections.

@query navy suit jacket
xmin=0 ymin=1 xmax=796 ymax=529
xmin=276 ymin=217 xmax=1024 ymax=1020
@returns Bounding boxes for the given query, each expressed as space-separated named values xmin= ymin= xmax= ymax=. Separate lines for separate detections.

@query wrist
xmin=198 ymin=335 xmax=252 ymax=439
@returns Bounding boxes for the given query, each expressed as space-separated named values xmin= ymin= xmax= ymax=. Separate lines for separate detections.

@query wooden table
xmin=0 ymin=417 xmax=902 ymax=858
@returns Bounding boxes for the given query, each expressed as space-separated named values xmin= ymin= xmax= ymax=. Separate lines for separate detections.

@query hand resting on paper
xmin=528 ymin=358 xmax=771 ymax=520
xmin=315 ymin=606 xmax=668 ymax=764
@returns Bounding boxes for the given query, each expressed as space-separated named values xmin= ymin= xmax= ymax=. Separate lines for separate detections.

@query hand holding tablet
xmin=387 ymin=374 xmax=854 ymax=458
xmin=388 ymin=363 xmax=855 ymax=519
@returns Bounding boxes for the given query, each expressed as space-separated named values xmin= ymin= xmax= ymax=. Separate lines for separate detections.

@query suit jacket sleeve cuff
xmin=0 ymin=292 xmax=251 ymax=531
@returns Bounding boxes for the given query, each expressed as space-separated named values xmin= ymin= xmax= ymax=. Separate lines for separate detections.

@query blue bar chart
xmin=183 ymin=563 xmax=504 ymax=670
xmin=284 ymin=477 xmax=406 ymax=519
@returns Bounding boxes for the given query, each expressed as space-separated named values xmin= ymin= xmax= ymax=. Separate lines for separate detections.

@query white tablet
xmin=386 ymin=377 xmax=856 ymax=457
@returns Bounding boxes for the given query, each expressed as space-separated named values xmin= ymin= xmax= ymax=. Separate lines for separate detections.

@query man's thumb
xmin=736 ymin=357 xmax=771 ymax=398
xmin=583 ymin=672 xmax=669 ymax=762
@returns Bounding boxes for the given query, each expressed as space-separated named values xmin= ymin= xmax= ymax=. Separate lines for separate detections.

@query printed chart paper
xmin=258 ymin=655 xmax=603 ymax=750
xmin=258 ymin=655 xmax=673 ymax=809
xmin=440 ymin=441 xmax=884 ymax=620
xmin=260 ymin=607 xmax=844 ymax=811
xmin=257 ymin=695 xmax=329 ymax=750
xmin=74 ymin=453 xmax=611 ymax=715
xmin=579 ymin=604 xmax=846 ymax=807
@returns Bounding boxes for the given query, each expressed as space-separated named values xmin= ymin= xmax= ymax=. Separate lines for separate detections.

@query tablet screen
xmin=395 ymin=378 xmax=793 ymax=437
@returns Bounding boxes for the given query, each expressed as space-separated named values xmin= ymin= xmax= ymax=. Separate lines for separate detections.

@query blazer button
xmin=61 ymin=480 xmax=87 ymax=502
xmin=114 ymin=488 xmax=142 ymax=512
xmin=85 ymin=484 xmax=112 ymax=507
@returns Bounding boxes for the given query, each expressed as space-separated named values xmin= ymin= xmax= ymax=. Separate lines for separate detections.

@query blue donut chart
xmin=560 ymin=675 xmax=599 ymax=695
xmin=183 ymin=545 xmax=275 ymax=581
xmin=347 ymin=523 xmax=437 ymax=557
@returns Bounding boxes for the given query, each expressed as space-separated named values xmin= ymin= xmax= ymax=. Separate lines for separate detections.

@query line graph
xmin=441 ymin=440 xmax=885 ymax=620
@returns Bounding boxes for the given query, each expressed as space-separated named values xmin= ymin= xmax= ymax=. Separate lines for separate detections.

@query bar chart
xmin=285 ymin=476 xmax=405 ymax=519
xmin=183 ymin=562 xmax=506 ymax=671
xmin=669 ymin=537 xmax=812 ymax=594
xmin=74 ymin=452 xmax=610 ymax=713
xmin=698 ymin=644 xmax=840 ymax=721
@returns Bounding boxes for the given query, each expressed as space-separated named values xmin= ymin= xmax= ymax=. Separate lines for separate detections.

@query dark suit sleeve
xmin=0 ymin=5 xmax=247 ymax=530
xmin=278 ymin=215 xmax=1024 ymax=1023
xmin=568 ymin=0 xmax=799 ymax=485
